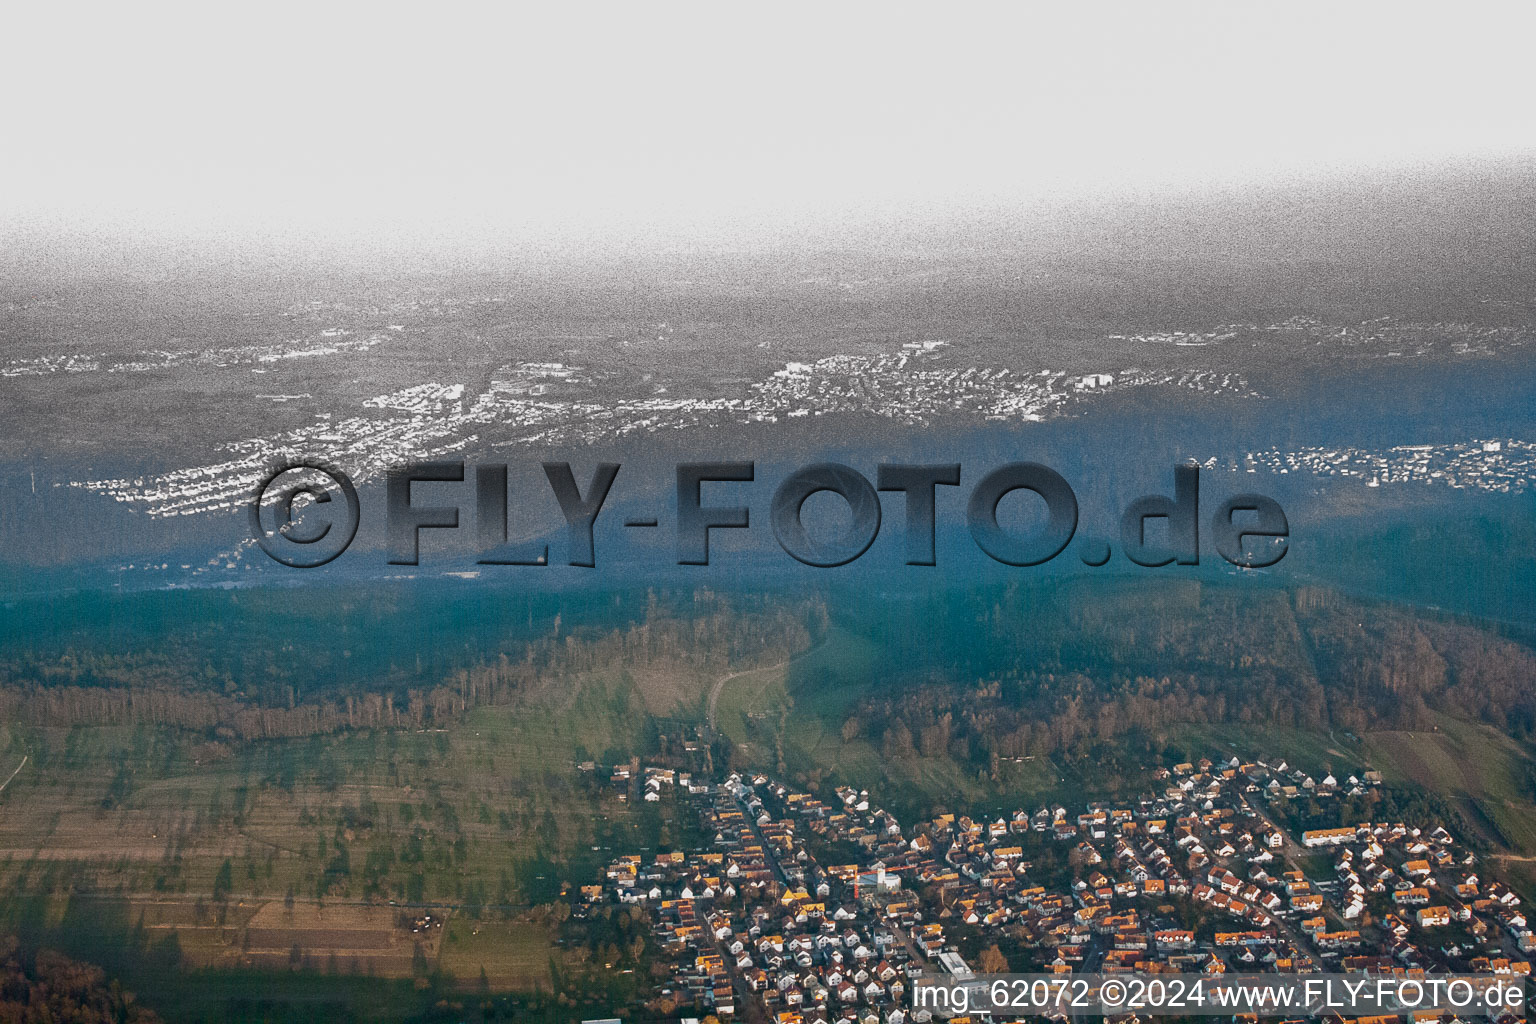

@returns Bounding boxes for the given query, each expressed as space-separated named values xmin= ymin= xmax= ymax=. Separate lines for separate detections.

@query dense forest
xmin=0 ymin=588 xmax=823 ymax=739
xmin=2 ymin=577 xmax=1533 ymax=768
xmin=840 ymin=581 xmax=1536 ymax=770
xmin=0 ymin=936 xmax=161 ymax=1024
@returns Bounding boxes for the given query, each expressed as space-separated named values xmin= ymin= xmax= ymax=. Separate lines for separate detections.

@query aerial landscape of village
xmin=2 ymin=186 xmax=1536 ymax=1022
xmin=5 ymin=4 xmax=1536 ymax=1023
xmin=1 ymin=569 xmax=1535 ymax=1023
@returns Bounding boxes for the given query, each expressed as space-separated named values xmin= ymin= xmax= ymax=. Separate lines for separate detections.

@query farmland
xmin=0 ymin=666 xmax=678 ymax=999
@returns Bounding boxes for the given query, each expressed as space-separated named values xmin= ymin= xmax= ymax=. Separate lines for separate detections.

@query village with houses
xmin=1231 ymin=439 xmax=1536 ymax=496
xmin=67 ymin=326 xmax=1255 ymax=526
xmin=580 ymin=752 xmax=1531 ymax=1024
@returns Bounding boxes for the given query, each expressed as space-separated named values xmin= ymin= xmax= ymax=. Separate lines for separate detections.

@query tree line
xmin=0 ymin=590 xmax=825 ymax=742
xmin=851 ymin=583 xmax=1536 ymax=768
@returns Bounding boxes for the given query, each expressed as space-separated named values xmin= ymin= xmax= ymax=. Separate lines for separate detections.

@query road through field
xmin=706 ymin=663 xmax=786 ymax=732
xmin=704 ymin=634 xmax=842 ymax=734
xmin=0 ymin=756 xmax=26 ymax=796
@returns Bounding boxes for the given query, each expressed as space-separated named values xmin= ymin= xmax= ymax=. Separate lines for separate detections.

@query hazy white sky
xmin=4 ymin=2 xmax=1534 ymax=247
